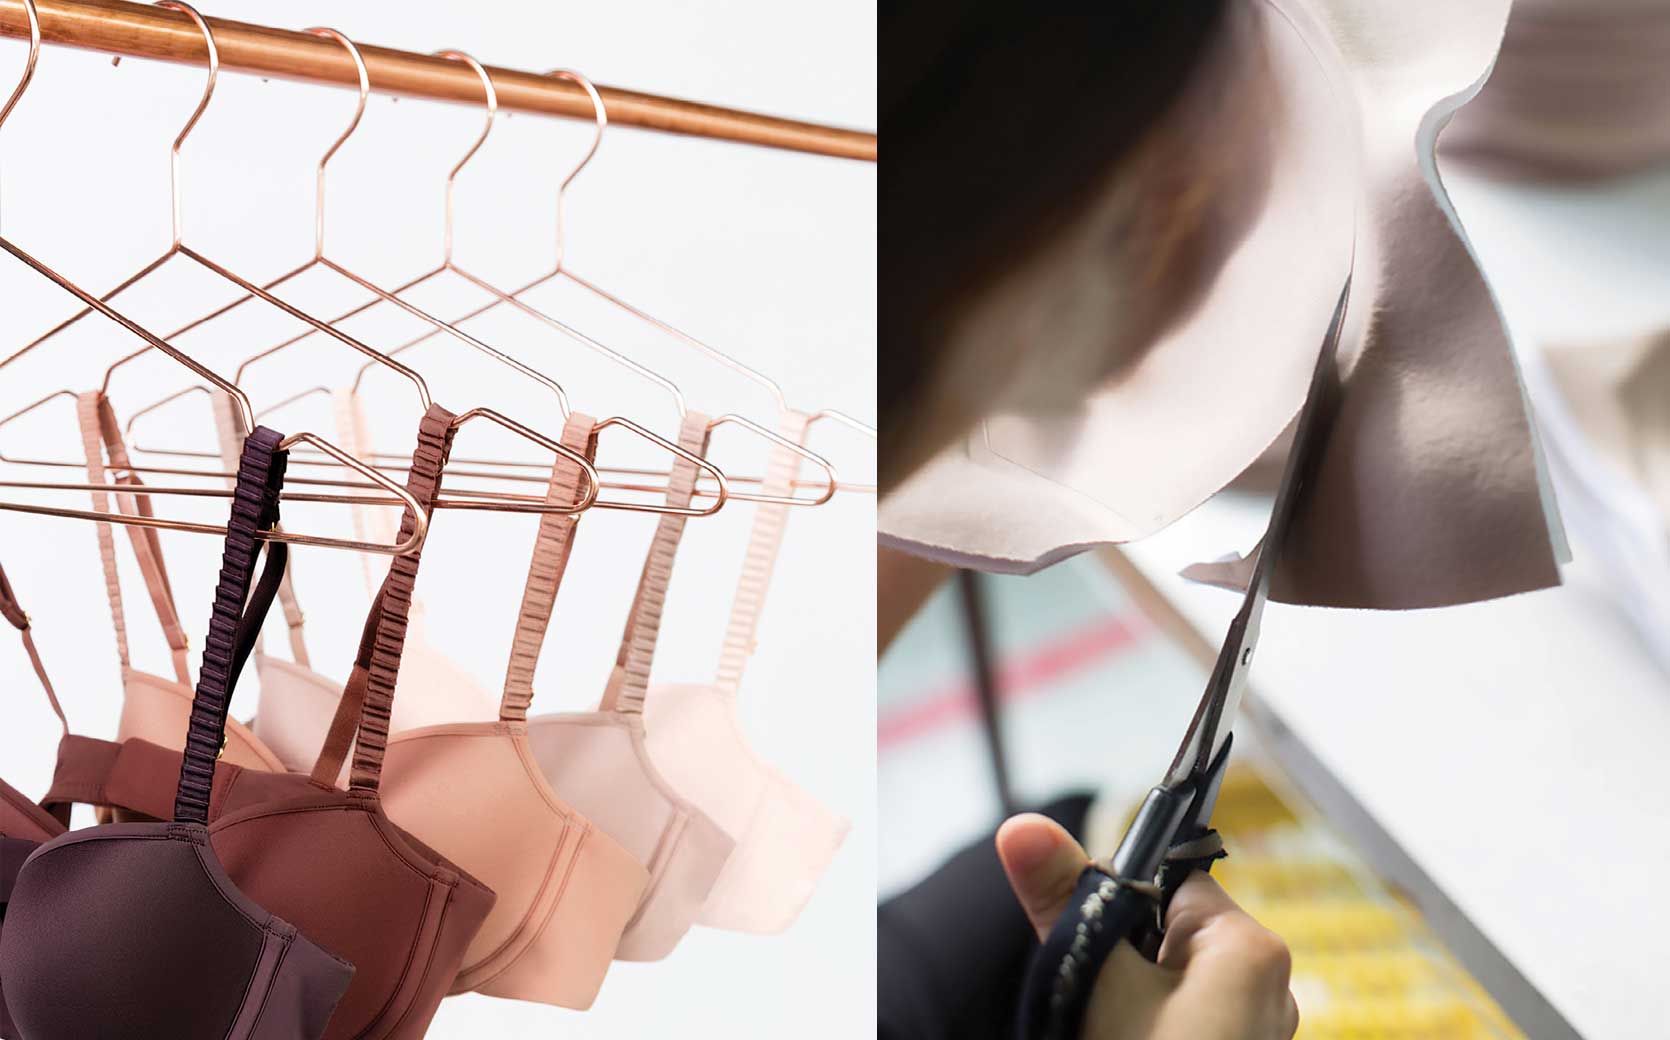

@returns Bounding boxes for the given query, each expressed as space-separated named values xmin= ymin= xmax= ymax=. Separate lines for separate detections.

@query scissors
xmin=1017 ymin=275 xmax=1352 ymax=1040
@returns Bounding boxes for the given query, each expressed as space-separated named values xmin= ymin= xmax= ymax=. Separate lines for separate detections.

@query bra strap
xmin=77 ymin=391 xmax=193 ymax=686
xmin=0 ymin=559 xmax=66 ymax=735
xmin=174 ymin=426 xmax=289 ymax=825
xmin=331 ymin=388 xmax=396 ymax=599
xmin=211 ymin=390 xmax=310 ymax=668
xmin=600 ymin=410 xmax=711 ymax=716
xmin=310 ymin=405 xmax=456 ymax=793
xmin=713 ymin=409 xmax=810 ymax=695
xmin=499 ymin=412 xmax=598 ymax=722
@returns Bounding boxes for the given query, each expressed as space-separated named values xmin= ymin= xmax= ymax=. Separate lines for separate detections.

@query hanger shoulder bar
xmin=0 ymin=0 xmax=876 ymax=161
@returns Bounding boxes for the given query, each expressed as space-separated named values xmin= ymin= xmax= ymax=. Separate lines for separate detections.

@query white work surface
xmin=1118 ymin=162 xmax=1670 ymax=1040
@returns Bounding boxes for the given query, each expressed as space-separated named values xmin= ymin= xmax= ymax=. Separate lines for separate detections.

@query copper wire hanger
xmin=355 ymin=52 xmax=837 ymax=507
xmin=324 ymin=48 xmax=829 ymax=510
xmin=0 ymin=1 xmax=426 ymax=553
xmin=94 ymin=4 xmax=614 ymax=518
xmin=386 ymin=64 xmax=874 ymax=494
xmin=114 ymin=28 xmax=729 ymax=517
xmin=0 ymin=1 xmax=599 ymax=525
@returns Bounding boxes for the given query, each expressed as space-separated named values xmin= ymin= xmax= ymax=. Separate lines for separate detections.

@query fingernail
xmin=999 ymin=815 xmax=1062 ymax=874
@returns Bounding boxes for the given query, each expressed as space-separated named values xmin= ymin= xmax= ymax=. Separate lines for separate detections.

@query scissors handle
xmin=1015 ymin=736 xmax=1234 ymax=1039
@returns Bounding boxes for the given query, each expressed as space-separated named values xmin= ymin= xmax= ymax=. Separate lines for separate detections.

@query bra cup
xmin=525 ymin=714 xmax=736 ymax=962
xmin=379 ymin=724 xmax=648 ymax=1008
xmin=209 ymin=794 xmax=493 ymax=1040
xmin=119 ymin=668 xmax=286 ymax=774
xmin=469 ymin=819 xmax=647 ymax=1008
xmin=698 ymin=771 xmax=850 ymax=934
xmin=252 ymin=651 xmax=499 ymax=779
xmin=613 ymin=806 xmax=734 ymax=962
xmin=0 ymin=834 xmax=48 ymax=1039
xmin=643 ymin=683 xmax=850 ymax=934
xmin=250 ymin=654 xmax=346 ymax=776
xmin=0 ymin=823 xmax=351 ymax=1040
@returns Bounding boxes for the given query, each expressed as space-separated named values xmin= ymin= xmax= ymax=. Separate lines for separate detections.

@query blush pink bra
xmin=642 ymin=410 xmax=850 ymax=934
xmin=379 ymin=412 xmax=649 ymax=1008
xmin=77 ymin=391 xmax=287 ymax=776
xmin=206 ymin=389 xmax=498 ymax=776
xmin=500 ymin=410 xmax=734 ymax=962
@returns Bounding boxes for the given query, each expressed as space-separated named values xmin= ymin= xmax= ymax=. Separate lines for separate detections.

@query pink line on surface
xmin=878 ymin=613 xmax=1151 ymax=751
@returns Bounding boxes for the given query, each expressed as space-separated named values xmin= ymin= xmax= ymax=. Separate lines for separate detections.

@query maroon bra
xmin=0 ymin=426 xmax=355 ymax=1040
xmin=34 ymin=406 xmax=496 ymax=1040
xmin=0 ymin=558 xmax=72 ymax=1040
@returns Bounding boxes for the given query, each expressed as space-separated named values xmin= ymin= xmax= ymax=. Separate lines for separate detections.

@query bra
xmin=378 ymin=412 xmax=649 ymax=1008
xmin=76 ymin=390 xmax=294 ymax=776
xmin=41 ymin=408 xmax=497 ymax=1040
xmin=202 ymin=389 xmax=497 ymax=776
xmin=0 ymin=427 xmax=355 ymax=1040
xmin=510 ymin=410 xmax=735 ymax=961
xmin=642 ymin=410 xmax=850 ymax=934
xmin=0 ymin=560 xmax=72 ymax=1039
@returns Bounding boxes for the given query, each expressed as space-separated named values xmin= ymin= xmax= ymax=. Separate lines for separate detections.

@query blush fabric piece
xmin=380 ymin=412 xmax=649 ymax=1009
xmin=1529 ymin=330 xmax=1670 ymax=674
xmin=643 ymin=410 xmax=850 ymax=934
xmin=0 ymin=426 xmax=355 ymax=1040
xmin=523 ymin=410 xmax=736 ymax=962
xmin=879 ymin=0 xmax=1568 ymax=611
xmin=39 ymin=409 xmax=497 ymax=1040
xmin=1441 ymin=0 xmax=1670 ymax=182
xmin=78 ymin=391 xmax=288 ymax=775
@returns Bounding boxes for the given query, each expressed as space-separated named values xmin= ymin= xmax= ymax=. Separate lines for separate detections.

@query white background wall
xmin=0 ymin=2 xmax=875 ymax=1035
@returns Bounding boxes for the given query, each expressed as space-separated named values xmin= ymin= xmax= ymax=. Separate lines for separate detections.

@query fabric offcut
xmin=1441 ymin=0 xmax=1670 ymax=182
xmin=879 ymin=0 xmax=1568 ymax=611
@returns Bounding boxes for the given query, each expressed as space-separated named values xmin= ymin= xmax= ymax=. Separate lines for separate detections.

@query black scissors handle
xmin=1016 ymin=736 xmax=1233 ymax=1040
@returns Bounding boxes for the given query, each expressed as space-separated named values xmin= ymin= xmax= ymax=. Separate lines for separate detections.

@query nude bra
xmin=643 ymin=410 xmax=850 ymax=934
xmin=379 ymin=411 xmax=649 ymax=1008
xmin=203 ymin=389 xmax=497 ymax=777
xmin=78 ymin=390 xmax=289 ymax=776
xmin=0 ymin=559 xmax=72 ymax=1040
xmin=0 ymin=427 xmax=356 ymax=1040
xmin=40 ymin=408 xmax=496 ymax=1040
xmin=509 ymin=410 xmax=736 ymax=962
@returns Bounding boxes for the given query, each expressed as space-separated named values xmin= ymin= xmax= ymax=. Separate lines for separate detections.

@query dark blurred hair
xmin=880 ymin=3 xmax=1234 ymax=486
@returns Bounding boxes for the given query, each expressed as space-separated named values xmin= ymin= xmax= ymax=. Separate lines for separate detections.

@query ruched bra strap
xmin=331 ymin=388 xmax=397 ymax=600
xmin=77 ymin=391 xmax=192 ymax=686
xmin=600 ymin=410 xmax=711 ymax=716
xmin=175 ymin=426 xmax=290 ymax=825
xmin=499 ymin=411 xmax=598 ymax=722
xmin=0 ymin=558 xmax=66 ymax=735
xmin=310 ymin=404 xmax=456 ymax=792
xmin=714 ymin=409 xmax=810 ymax=695
xmin=210 ymin=389 xmax=310 ymax=668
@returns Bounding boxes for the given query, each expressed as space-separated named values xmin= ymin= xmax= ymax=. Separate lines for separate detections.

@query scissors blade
xmin=1161 ymin=275 xmax=1352 ymax=789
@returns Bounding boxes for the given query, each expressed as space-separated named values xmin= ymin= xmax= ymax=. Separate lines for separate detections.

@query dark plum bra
xmin=0 ymin=558 xmax=71 ymax=1040
xmin=0 ymin=426 xmax=354 ymax=1040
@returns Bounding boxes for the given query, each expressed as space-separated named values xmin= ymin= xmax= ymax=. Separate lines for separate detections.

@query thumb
xmin=996 ymin=813 xmax=1094 ymax=941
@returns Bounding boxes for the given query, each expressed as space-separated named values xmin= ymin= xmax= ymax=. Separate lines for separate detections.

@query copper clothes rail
xmin=0 ymin=0 xmax=876 ymax=161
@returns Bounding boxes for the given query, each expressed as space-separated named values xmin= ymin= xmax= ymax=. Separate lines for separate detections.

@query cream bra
xmin=642 ymin=410 xmax=849 ymax=934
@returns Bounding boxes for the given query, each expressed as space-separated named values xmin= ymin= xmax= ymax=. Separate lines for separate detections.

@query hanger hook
xmin=152 ymin=2 xmax=219 ymax=250
xmin=0 ymin=0 xmax=40 ymax=134
xmin=303 ymin=27 xmax=370 ymax=260
xmin=543 ymin=69 xmax=606 ymax=274
xmin=432 ymin=50 xmax=497 ymax=265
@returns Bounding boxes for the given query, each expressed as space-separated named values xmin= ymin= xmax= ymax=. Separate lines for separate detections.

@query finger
xmin=1161 ymin=872 xmax=1295 ymax=1015
xmin=995 ymin=813 xmax=1092 ymax=941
